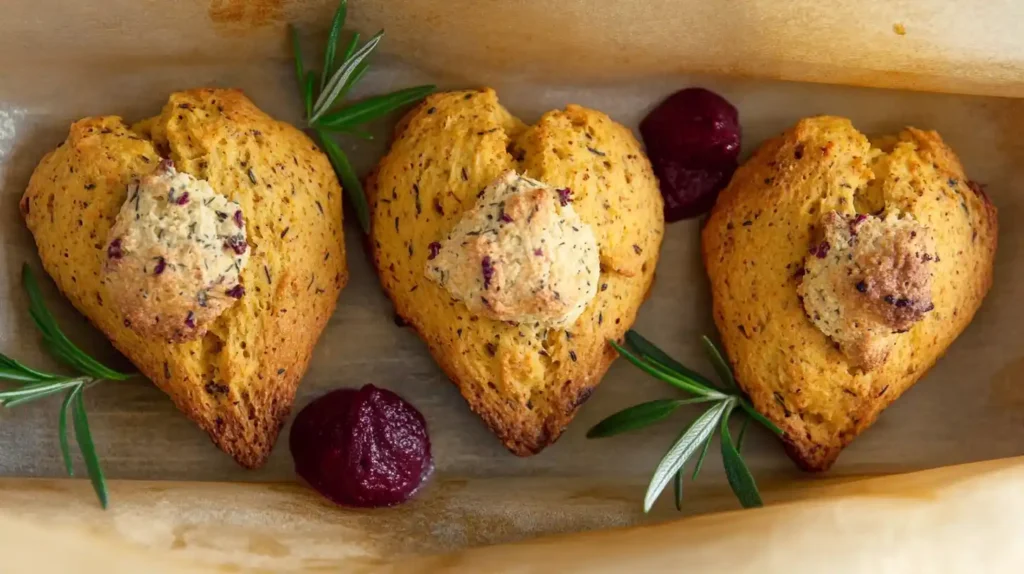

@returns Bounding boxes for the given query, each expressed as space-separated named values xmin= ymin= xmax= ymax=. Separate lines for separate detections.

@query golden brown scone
xmin=369 ymin=89 xmax=664 ymax=455
xmin=21 ymin=89 xmax=346 ymax=468
xmin=703 ymin=116 xmax=997 ymax=471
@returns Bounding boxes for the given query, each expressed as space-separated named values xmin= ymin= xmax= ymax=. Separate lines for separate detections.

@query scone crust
xmin=21 ymin=89 xmax=347 ymax=468
xmin=702 ymin=116 xmax=997 ymax=471
xmin=370 ymin=89 xmax=664 ymax=455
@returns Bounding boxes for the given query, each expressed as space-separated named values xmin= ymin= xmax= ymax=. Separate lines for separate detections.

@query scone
xmin=702 ymin=116 xmax=997 ymax=471
xmin=369 ymin=89 xmax=664 ymax=455
xmin=21 ymin=89 xmax=347 ymax=468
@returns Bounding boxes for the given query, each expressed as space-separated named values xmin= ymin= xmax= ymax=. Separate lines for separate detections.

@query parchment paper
xmin=2 ymin=0 xmax=1024 ymax=567
xmin=5 ymin=457 xmax=1024 ymax=572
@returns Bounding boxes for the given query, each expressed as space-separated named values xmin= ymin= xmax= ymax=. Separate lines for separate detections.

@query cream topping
xmin=104 ymin=160 xmax=249 ymax=342
xmin=426 ymin=170 xmax=599 ymax=328
xmin=798 ymin=210 xmax=935 ymax=370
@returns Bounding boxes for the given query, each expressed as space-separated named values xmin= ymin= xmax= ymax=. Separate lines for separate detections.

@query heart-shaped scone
xmin=21 ymin=89 xmax=347 ymax=468
xmin=369 ymin=89 xmax=664 ymax=455
xmin=703 ymin=116 xmax=997 ymax=471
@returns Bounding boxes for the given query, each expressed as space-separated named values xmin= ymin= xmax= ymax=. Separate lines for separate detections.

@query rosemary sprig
xmin=588 ymin=331 xmax=783 ymax=512
xmin=290 ymin=0 xmax=436 ymax=234
xmin=0 ymin=264 xmax=135 ymax=508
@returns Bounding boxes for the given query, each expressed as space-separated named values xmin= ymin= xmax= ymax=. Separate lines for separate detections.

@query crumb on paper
xmin=893 ymin=23 xmax=907 ymax=36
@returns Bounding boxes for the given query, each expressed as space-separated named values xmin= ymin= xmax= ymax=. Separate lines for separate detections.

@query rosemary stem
xmin=737 ymin=398 xmax=783 ymax=436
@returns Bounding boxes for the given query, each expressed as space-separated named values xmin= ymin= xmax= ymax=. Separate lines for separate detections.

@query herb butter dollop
xmin=104 ymin=160 xmax=249 ymax=342
xmin=425 ymin=170 xmax=599 ymax=328
xmin=798 ymin=210 xmax=935 ymax=371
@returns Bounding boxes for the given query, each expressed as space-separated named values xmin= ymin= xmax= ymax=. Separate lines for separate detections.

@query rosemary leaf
xmin=289 ymin=2 xmax=435 ymax=237
xmin=690 ymin=434 xmax=713 ymax=480
xmin=702 ymin=336 xmax=738 ymax=391
xmin=644 ymin=400 xmax=729 ymax=513
xmin=334 ymin=60 xmax=370 ymax=108
xmin=304 ymin=71 xmax=317 ymax=120
xmin=673 ymin=470 xmax=684 ymax=511
xmin=315 ymin=85 xmax=437 ymax=130
xmin=0 ymin=368 xmax=41 ymax=383
xmin=0 ymin=366 xmax=49 ymax=383
xmin=59 ymin=387 xmax=77 ymax=476
xmin=320 ymin=0 xmax=348 ymax=91
xmin=720 ymin=400 xmax=763 ymax=508
xmin=289 ymin=24 xmax=307 ymax=105
xmin=3 ymin=388 xmax=73 ymax=408
xmin=736 ymin=414 xmax=751 ymax=452
xmin=23 ymin=265 xmax=132 ymax=381
xmin=41 ymin=335 xmax=126 ymax=383
xmin=610 ymin=340 xmax=723 ymax=398
xmin=40 ymin=340 xmax=103 ymax=383
xmin=645 ymin=355 xmax=728 ymax=395
xmin=0 ymin=377 xmax=88 ymax=403
xmin=6 ymin=263 xmax=134 ymax=508
xmin=0 ymin=354 xmax=57 ymax=382
xmin=601 ymin=332 xmax=782 ymax=510
xmin=586 ymin=397 xmax=713 ymax=439
xmin=316 ymin=129 xmax=370 ymax=233
xmin=626 ymin=330 xmax=719 ymax=389
xmin=311 ymin=30 xmax=384 ymax=122
xmin=72 ymin=390 xmax=108 ymax=509
xmin=341 ymin=31 xmax=360 ymax=65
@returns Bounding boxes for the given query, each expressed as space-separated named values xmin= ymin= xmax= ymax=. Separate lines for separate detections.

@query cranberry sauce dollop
xmin=289 ymin=384 xmax=434 ymax=508
xmin=639 ymin=87 xmax=741 ymax=222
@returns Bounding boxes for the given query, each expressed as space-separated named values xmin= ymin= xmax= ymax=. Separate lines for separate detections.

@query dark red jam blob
xmin=289 ymin=385 xmax=433 ymax=508
xmin=153 ymin=257 xmax=167 ymax=275
xmin=233 ymin=210 xmax=244 ymax=228
xmin=557 ymin=187 xmax=573 ymax=206
xmin=225 ymin=284 xmax=245 ymax=299
xmin=174 ymin=191 xmax=190 ymax=206
xmin=639 ymin=87 xmax=741 ymax=222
